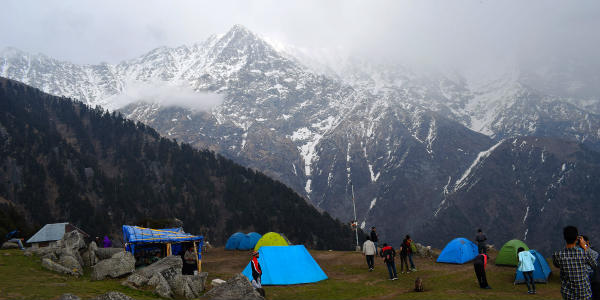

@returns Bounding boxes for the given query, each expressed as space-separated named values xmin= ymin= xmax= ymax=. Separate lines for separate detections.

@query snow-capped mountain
xmin=425 ymin=136 xmax=600 ymax=255
xmin=2 ymin=25 xmax=599 ymax=251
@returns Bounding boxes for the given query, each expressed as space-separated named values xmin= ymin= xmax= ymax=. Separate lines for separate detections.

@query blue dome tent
xmin=514 ymin=250 xmax=552 ymax=284
xmin=436 ymin=237 xmax=479 ymax=264
xmin=225 ymin=232 xmax=245 ymax=250
xmin=242 ymin=245 xmax=328 ymax=285
xmin=239 ymin=232 xmax=262 ymax=250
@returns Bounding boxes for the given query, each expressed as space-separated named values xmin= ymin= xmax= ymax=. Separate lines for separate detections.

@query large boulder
xmin=414 ymin=243 xmax=434 ymax=258
xmin=188 ymin=272 xmax=208 ymax=295
xmin=90 ymin=291 xmax=136 ymax=300
xmin=122 ymin=273 xmax=149 ymax=289
xmin=42 ymin=258 xmax=81 ymax=276
xmin=89 ymin=241 xmax=99 ymax=252
xmin=27 ymin=246 xmax=60 ymax=258
xmin=82 ymin=249 xmax=99 ymax=267
xmin=1 ymin=242 xmax=19 ymax=249
xmin=151 ymin=273 xmax=173 ymax=299
xmin=122 ymin=256 xmax=205 ymax=299
xmin=91 ymin=251 xmax=135 ymax=281
xmin=61 ymin=231 xmax=86 ymax=251
xmin=204 ymin=273 xmax=264 ymax=300
xmin=58 ymin=248 xmax=84 ymax=270
xmin=137 ymin=256 xmax=183 ymax=281
xmin=169 ymin=275 xmax=195 ymax=299
xmin=58 ymin=254 xmax=84 ymax=276
xmin=96 ymin=247 xmax=124 ymax=260
xmin=41 ymin=251 xmax=59 ymax=262
xmin=58 ymin=294 xmax=81 ymax=300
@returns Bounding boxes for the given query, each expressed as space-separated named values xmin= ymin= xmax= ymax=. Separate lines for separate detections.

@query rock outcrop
xmin=58 ymin=292 xmax=136 ymax=300
xmin=91 ymin=251 xmax=135 ymax=280
xmin=414 ymin=243 xmax=435 ymax=258
xmin=1 ymin=242 xmax=19 ymax=249
xmin=122 ymin=256 xmax=207 ymax=299
xmin=96 ymin=248 xmax=123 ymax=260
xmin=41 ymin=258 xmax=81 ymax=276
xmin=204 ymin=273 xmax=264 ymax=300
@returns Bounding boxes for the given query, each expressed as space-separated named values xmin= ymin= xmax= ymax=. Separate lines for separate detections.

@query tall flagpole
xmin=351 ymin=182 xmax=359 ymax=251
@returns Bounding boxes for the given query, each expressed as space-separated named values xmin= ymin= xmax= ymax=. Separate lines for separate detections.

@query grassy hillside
xmin=0 ymin=247 xmax=562 ymax=299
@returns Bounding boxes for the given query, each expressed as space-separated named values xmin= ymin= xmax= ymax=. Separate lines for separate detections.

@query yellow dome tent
xmin=254 ymin=232 xmax=289 ymax=251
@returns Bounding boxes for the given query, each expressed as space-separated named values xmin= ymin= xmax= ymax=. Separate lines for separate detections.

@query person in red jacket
xmin=474 ymin=253 xmax=491 ymax=289
xmin=380 ymin=243 xmax=398 ymax=280
xmin=250 ymin=251 xmax=262 ymax=288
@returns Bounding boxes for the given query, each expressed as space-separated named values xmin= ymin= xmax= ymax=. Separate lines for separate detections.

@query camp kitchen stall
xmin=122 ymin=225 xmax=204 ymax=272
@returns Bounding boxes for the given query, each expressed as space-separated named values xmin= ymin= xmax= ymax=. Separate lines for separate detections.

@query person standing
xmin=553 ymin=226 xmax=598 ymax=300
xmin=475 ymin=229 xmax=487 ymax=254
xmin=585 ymin=236 xmax=600 ymax=300
xmin=370 ymin=227 xmax=379 ymax=252
xmin=103 ymin=235 xmax=112 ymax=248
xmin=406 ymin=235 xmax=417 ymax=271
xmin=380 ymin=243 xmax=398 ymax=280
xmin=399 ymin=236 xmax=410 ymax=274
xmin=362 ymin=236 xmax=376 ymax=271
xmin=250 ymin=251 xmax=263 ymax=287
xmin=518 ymin=247 xmax=537 ymax=294
xmin=474 ymin=253 xmax=491 ymax=289
xmin=183 ymin=246 xmax=197 ymax=275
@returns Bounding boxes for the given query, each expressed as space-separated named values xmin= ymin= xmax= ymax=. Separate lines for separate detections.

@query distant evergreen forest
xmin=0 ymin=78 xmax=356 ymax=250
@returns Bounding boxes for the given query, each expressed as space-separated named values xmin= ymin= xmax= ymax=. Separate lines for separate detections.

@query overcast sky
xmin=1 ymin=0 xmax=599 ymax=74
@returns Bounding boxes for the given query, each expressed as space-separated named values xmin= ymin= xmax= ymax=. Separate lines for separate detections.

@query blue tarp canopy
xmin=242 ymin=245 xmax=328 ymax=285
xmin=436 ymin=237 xmax=479 ymax=264
xmin=515 ymin=250 xmax=552 ymax=284
xmin=225 ymin=232 xmax=246 ymax=250
xmin=122 ymin=225 xmax=203 ymax=256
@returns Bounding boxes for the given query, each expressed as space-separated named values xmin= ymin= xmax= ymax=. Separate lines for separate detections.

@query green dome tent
xmin=254 ymin=232 xmax=289 ymax=251
xmin=496 ymin=239 xmax=529 ymax=266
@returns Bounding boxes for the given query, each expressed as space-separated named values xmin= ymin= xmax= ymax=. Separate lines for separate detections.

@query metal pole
xmin=351 ymin=183 xmax=359 ymax=251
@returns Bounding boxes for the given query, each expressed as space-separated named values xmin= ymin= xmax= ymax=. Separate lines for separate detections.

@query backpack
xmin=383 ymin=248 xmax=394 ymax=263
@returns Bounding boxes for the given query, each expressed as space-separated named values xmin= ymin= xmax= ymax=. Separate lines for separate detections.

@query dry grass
xmin=203 ymin=247 xmax=563 ymax=299
xmin=0 ymin=246 xmax=563 ymax=299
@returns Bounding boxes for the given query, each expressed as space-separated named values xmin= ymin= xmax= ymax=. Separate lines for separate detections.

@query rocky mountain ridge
xmin=2 ymin=25 xmax=599 ymax=252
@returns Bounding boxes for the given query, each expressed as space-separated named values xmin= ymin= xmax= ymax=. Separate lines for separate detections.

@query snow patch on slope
xmin=454 ymin=140 xmax=504 ymax=192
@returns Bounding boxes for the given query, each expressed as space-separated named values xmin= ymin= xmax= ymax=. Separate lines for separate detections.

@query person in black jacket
xmin=475 ymin=229 xmax=487 ymax=254
xmin=474 ymin=253 xmax=491 ymax=289
xmin=370 ymin=227 xmax=379 ymax=252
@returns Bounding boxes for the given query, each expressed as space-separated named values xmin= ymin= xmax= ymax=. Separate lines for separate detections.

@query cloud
xmin=109 ymin=80 xmax=224 ymax=112
xmin=0 ymin=0 xmax=598 ymax=78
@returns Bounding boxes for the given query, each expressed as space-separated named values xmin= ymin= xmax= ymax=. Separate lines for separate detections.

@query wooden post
xmin=166 ymin=243 xmax=172 ymax=256
xmin=194 ymin=241 xmax=201 ymax=273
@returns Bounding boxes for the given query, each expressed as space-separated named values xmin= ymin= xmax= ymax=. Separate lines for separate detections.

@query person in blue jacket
xmin=518 ymin=247 xmax=537 ymax=294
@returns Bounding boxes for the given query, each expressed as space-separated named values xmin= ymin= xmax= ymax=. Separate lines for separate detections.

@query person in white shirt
xmin=362 ymin=236 xmax=376 ymax=271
